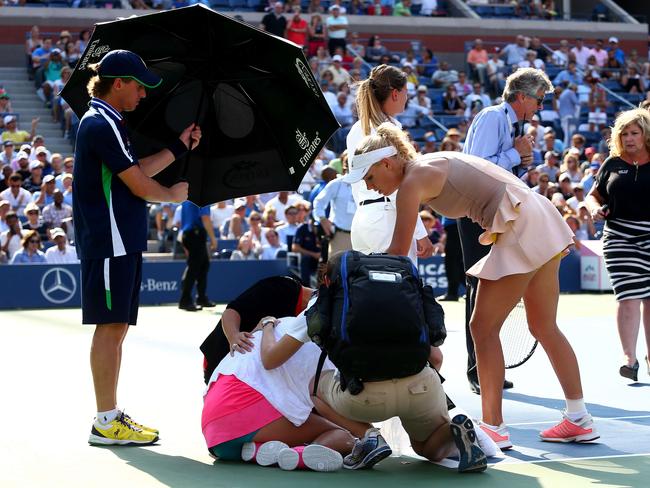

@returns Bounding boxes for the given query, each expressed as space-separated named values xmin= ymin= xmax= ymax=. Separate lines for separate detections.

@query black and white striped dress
xmin=596 ymin=156 xmax=650 ymax=301
xmin=603 ymin=219 xmax=650 ymax=300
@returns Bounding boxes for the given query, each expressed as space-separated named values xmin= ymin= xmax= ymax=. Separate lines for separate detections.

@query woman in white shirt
xmin=346 ymin=65 xmax=433 ymax=263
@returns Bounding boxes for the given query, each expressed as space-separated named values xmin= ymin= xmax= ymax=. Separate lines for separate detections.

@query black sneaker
xmin=178 ymin=302 xmax=202 ymax=312
xmin=197 ymin=298 xmax=217 ymax=308
xmin=343 ymin=428 xmax=392 ymax=469
xmin=450 ymin=414 xmax=487 ymax=473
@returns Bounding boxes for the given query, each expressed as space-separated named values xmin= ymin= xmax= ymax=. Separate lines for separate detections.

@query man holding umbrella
xmin=73 ymin=50 xmax=201 ymax=446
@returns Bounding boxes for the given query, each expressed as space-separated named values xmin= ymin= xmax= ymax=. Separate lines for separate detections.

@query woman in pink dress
xmin=342 ymin=123 xmax=599 ymax=450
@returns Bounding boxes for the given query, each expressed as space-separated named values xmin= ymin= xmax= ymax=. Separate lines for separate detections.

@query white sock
xmin=96 ymin=408 xmax=119 ymax=425
xmin=565 ymin=398 xmax=588 ymax=421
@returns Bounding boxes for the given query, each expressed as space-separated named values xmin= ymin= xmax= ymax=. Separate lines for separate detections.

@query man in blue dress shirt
xmin=460 ymin=67 xmax=552 ymax=394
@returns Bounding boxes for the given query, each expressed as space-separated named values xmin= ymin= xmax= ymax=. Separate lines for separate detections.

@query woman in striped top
xmin=587 ymin=108 xmax=650 ymax=382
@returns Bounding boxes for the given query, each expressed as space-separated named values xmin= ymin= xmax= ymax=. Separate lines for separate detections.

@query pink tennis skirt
xmin=202 ymin=374 xmax=283 ymax=449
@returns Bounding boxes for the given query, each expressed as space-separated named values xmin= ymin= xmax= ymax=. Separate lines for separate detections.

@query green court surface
xmin=2 ymin=294 xmax=649 ymax=487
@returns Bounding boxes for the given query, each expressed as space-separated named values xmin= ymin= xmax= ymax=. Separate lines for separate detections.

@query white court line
xmin=496 ymin=452 xmax=650 ymax=466
xmin=507 ymin=414 xmax=650 ymax=427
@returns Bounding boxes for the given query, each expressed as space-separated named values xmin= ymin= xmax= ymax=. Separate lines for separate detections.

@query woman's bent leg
xmin=523 ymin=257 xmax=583 ymax=400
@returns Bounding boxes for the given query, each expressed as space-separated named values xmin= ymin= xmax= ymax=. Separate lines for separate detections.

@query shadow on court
xmin=107 ymin=447 xmax=545 ymax=488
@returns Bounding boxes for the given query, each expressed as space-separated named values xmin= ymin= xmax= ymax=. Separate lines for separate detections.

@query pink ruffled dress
xmin=422 ymin=152 xmax=574 ymax=280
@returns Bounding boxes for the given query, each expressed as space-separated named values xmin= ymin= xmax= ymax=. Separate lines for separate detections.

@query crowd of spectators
xmin=3 ymin=17 xmax=650 ymax=288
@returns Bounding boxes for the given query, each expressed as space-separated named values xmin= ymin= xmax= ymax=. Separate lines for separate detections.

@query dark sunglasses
xmin=29 ymin=239 xmax=40 ymax=244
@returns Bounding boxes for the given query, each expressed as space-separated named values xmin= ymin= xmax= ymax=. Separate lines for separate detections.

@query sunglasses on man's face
xmin=29 ymin=239 xmax=40 ymax=244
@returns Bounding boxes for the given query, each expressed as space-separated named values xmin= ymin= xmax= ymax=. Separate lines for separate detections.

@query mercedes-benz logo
xmin=40 ymin=267 xmax=77 ymax=304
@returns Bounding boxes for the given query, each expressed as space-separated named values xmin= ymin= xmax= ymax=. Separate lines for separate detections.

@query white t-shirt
xmin=210 ymin=204 xmax=234 ymax=232
xmin=45 ymin=245 xmax=78 ymax=264
xmin=209 ymin=304 xmax=333 ymax=426
xmin=0 ymin=230 xmax=28 ymax=259
xmin=326 ymin=16 xmax=348 ymax=39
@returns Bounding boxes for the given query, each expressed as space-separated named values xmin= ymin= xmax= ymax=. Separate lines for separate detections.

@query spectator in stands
xmin=230 ymin=233 xmax=261 ymax=261
xmin=326 ymin=5 xmax=348 ymax=56
xmin=307 ymin=14 xmax=327 ymax=58
xmin=467 ymin=39 xmax=489 ymax=85
xmin=285 ymin=6 xmax=308 ymax=48
xmin=23 ymin=205 xmax=47 ymax=241
xmin=31 ymin=38 xmax=52 ymax=77
xmin=365 ymin=35 xmax=391 ymax=63
xmin=45 ymin=227 xmax=78 ymax=264
xmin=244 ymin=211 xmax=265 ymax=246
xmin=393 ymin=0 xmax=412 ymax=16
xmin=571 ymin=38 xmax=591 ymax=69
xmin=439 ymin=136 xmax=460 ymax=152
xmin=454 ymin=71 xmax=472 ymax=97
xmin=55 ymin=30 xmax=72 ymax=52
xmin=558 ymin=83 xmax=580 ymax=146
xmin=25 ymin=25 xmax=42 ymax=81
xmin=464 ymin=82 xmax=491 ymax=117
xmin=1 ymin=115 xmax=39 ymax=145
xmin=524 ymin=114 xmax=545 ymax=149
xmin=532 ymin=171 xmax=551 ymax=196
xmin=266 ymin=191 xmax=301 ymax=221
xmin=76 ymin=29 xmax=91 ymax=54
xmin=560 ymin=152 xmax=583 ymax=183
xmin=554 ymin=61 xmax=582 ymax=88
xmin=486 ymin=47 xmax=505 ymax=98
xmin=441 ymin=85 xmax=465 ymax=116
xmin=325 ymin=56 xmax=351 ymax=88
xmin=291 ymin=217 xmax=321 ymax=285
xmin=431 ymin=61 xmax=459 ymax=89
xmin=0 ymin=211 xmax=26 ymax=262
xmin=625 ymin=49 xmax=643 ymax=74
xmin=0 ymin=92 xmax=13 ymax=118
xmin=210 ymin=200 xmax=234 ymax=236
xmin=587 ymin=75 xmax=608 ymax=132
xmin=367 ymin=0 xmax=390 ymax=15
xmin=566 ymin=183 xmax=586 ymax=211
xmin=222 ymin=199 xmax=249 ymax=239
xmin=260 ymin=2 xmax=287 ymax=37
xmin=1 ymin=173 xmax=31 ymax=215
xmin=62 ymin=41 xmax=81 ymax=69
xmin=536 ymin=150 xmax=561 ymax=182
xmin=260 ymin=228 xmax=285 ymax=259
xmin=33 ymin=173 xmax=57 ymax=208
xmin=52 ymin=66 xmax=72 ymax=123
xmin=557 ymin=172 xmax=575 ymax=200
xmin=23 ymin=160 xmax=44 ymax=193
xmin=40 ymin=49 xmax=67 ymax=108
xmin=332 ymin=91 xmax=355 ymax=126
xmin=415 ymin=85 xmax=432 ymax=113
xmin=521 ymin=165 xmax=539 ymax=188
xmin=540 ymin=0 xmax=557 ymax=19
xmin=14 ymin=153 xmax=31 ymax=181
xmin=500 ymin=35 xmax=528 ymax=66
xmin=0 ymin=200 xmax=9 ymax=232
xmin=589 ymin=39 xmax=608 ymax=68
xmin=42 ymin=188 xmax=71 ymax=230
xmin=418 ymin=48 xmax=438 ymax=78
xmin=0 ymin=166 xmax=11 ymax=193
xmin=1 ymin=141 xmax=15 ymax=168
xmin=346 ymin=33 xmax=366 ymax=62
xmin=519 ymin=50 xmax=545 ymax=71
xmin=9 ymin=229 xmax=46 ymax=265
xmin=276 ymin=204 xmax=301 ymax=248
xmin=313 ymin=168 xmax=355 ymax=256
xmin=584 ymin=55 xmax=601 ymax=79
xmin=567 ymin=133 xmax=587 ymax=160
xmin=620 ymin=66 xmax=645 ymax=94
xmin=551 ymin=40 xmax=571 ymax=68
xmin=603 ymin=49 xmax=623 ymax=80
xmin=528 ymin=37 xmax=546 ymax=61
xmin=421 ymin=132 xmax=437 ymax=153
xmin=607 ymin=37 xmax=625 ymax=65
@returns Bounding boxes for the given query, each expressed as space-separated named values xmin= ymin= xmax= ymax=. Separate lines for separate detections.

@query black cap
xmin=98 ymin=50 xmax=162 ymax=89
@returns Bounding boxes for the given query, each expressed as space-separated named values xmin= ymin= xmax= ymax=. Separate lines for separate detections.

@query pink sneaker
xmin=540 ymin=413 xmax=599 ymax=443
xmin=478 ymin=421 xmax=513 ymax=450
xmin=278 ymin=445 xmax=343 ymax=472
xmin=241 ymin=441 xmax=289 ymax=466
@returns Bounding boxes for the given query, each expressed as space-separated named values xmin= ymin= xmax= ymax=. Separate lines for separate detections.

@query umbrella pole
xmin=179 ymin=82 xmax=206 ymax=182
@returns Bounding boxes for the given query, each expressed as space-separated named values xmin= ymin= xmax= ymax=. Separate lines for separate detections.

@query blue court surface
xmin=1 ymin=293 xmax=649 ymax=487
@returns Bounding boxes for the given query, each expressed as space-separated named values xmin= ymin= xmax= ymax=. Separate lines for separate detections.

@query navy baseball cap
xmin=98 ymin=50 xmax=162 ymax=89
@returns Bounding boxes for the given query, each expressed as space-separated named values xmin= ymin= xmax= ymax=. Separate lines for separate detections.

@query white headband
xmin=351 ymin=146 xmax=397 ymax=170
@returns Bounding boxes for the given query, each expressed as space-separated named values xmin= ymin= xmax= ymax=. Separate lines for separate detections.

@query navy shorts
xmin=81 ymin=253 xmax=142 ymax=325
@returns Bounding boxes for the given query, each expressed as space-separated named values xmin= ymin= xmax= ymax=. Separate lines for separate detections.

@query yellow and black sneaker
xmin=89 ymin=412 xmax=159 ymax=446
xmin=121 ymin=411 xmax=159 ymax=435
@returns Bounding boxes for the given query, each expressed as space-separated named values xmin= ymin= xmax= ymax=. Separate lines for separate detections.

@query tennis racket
xmin=500 ymin=300 xmax=538 ymax=369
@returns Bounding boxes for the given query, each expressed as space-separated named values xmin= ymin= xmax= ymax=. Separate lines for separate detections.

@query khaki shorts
xmin=317 ymin=367 xmax=449 ymax=442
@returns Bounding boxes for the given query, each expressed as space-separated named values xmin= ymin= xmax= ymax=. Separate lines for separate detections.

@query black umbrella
xmin=61 ymin=4 xmax=340 ymax=206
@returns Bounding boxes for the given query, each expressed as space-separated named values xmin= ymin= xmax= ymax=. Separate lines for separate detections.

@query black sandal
xmin=619 ymin=361 xmax=639 ymax=382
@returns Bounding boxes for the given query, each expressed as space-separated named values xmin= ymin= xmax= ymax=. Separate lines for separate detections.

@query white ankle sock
xmin=96 ymin=408 xmax=119 ymax=425
xmin=565 ymin=398 xmax=587 ymax=421
xmin=481 ymin=421 xmax=505 ymax=431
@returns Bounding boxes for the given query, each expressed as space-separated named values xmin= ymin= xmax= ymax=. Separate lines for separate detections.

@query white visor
xmin=341 ymin=146 xmax=397 ymax=183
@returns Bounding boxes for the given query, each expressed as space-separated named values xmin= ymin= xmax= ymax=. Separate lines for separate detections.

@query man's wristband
xmin=167 ymin=139 xmax=188 ymax=160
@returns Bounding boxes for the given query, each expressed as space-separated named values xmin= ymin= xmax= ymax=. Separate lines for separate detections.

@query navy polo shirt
xmin=73 ymin=98 xmax=147 ymax=260
xmin=181 ymin=201 xmax=210 ymax=233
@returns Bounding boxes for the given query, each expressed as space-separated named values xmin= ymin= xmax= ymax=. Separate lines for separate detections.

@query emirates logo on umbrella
xmin=295 ymin=58 xmax=320 ymax=98
xmin=78 ymin=39 xmax=111 ymax=71
xmin=296 ymin=128 xmax=321 ymax=167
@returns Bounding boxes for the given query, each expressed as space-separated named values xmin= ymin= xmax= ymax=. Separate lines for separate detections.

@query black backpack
xmin=306 ymin=251 xmax=446 ymax=395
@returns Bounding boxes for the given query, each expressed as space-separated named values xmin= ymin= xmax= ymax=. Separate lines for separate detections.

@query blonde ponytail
xmin=354 ymin=122 xmax=417 ymax=162
xmin=354 ymin=64 xmax=407 ymax=136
